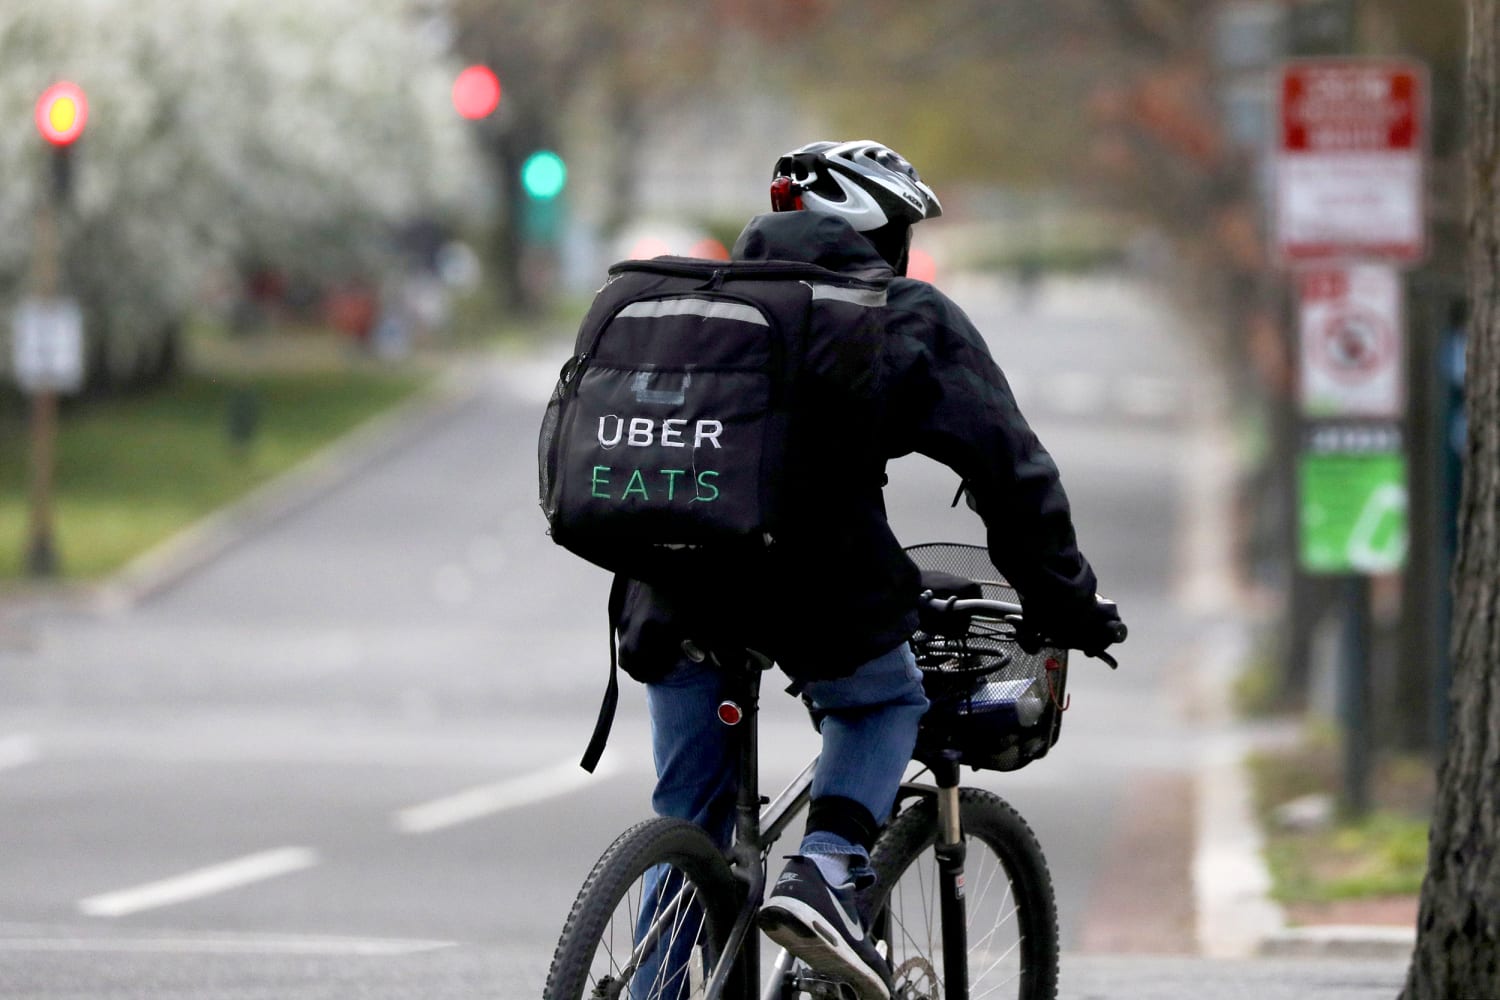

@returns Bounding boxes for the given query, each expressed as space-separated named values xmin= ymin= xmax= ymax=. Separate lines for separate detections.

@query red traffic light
xmin=36 ymin=81 xmax=88 ymax=146
xmin=452 ymin=65 xmax=501 ymax=120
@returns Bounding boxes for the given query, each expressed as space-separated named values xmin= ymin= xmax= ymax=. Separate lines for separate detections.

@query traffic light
xmin=518 ymin=151 xmax=566 ymax=245
xmin=452 ymin=65 xmax=501 ymax=120
xmin=35 ymin=81 xmax=87 ymax=146
xmin=521 ymin=150 xmax=567 ymax=200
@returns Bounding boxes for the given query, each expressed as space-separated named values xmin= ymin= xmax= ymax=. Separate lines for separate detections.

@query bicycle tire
xmin=544 ymin=816 xmax=742 ymax=1000
xmin=867 ymin=788 xmax=1060 ymax=1000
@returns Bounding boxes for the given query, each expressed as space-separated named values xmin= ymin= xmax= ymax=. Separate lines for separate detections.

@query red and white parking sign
xmin=1298 ymin=264 xmax=1404 ymax=417
xmin=1275 ymin=59 xmax=1426 ymax=263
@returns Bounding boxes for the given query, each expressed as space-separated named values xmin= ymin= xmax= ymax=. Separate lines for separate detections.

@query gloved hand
xmin=1016 ymin=596 xmax=1126 ymax=657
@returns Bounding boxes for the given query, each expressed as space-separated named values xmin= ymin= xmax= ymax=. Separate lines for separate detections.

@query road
xmin=0 ymin=272 xmax=1406 ymax=999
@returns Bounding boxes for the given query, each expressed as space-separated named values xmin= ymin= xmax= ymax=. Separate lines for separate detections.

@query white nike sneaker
xmin=758 ymin=856 xmax=891 ymax=1000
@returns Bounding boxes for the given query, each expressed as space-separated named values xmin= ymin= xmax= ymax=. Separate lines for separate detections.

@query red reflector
xmin=717 ymin=701 xmax=743 ymax=726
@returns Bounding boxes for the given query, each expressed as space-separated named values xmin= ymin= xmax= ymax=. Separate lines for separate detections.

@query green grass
xmin=1248 ymin=742 xmax=1432 ymax=906
xmin=1 ymin=366 xmax=430 ymax=582
xmin=1262 ymin=810 xmax=1430 ymax=902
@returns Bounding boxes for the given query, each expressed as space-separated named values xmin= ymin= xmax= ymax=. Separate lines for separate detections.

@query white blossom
xmin=0 ymin=0 xmax=486 ymax=378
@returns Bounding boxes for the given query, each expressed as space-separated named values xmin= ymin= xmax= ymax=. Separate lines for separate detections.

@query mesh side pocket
xmin=537 ymin=357 xmax=578 ymax=522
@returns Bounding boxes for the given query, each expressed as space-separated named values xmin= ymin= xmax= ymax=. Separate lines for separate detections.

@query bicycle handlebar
xmin=918 ymin=591 xmax=1127 ymax=667
xmin=919 ymin=593 xmax=1024 ymax=618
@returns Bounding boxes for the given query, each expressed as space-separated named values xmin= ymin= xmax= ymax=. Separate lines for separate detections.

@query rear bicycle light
xmin=770 ymin=176 xmax=803 ymax=212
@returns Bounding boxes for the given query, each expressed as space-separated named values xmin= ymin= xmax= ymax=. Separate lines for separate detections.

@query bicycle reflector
xmin=717 ymin=701 xmax=743 ymax=726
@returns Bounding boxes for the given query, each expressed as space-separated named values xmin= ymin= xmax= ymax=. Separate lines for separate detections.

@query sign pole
xmin=24 ymin=154 xmax=63 ymax=578
xmin=1339 ymin=574 xmax=1372 ymax=816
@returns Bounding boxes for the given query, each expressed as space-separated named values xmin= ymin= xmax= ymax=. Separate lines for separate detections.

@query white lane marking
xmin=78 ymin=847 xmax=320 ymax=919
xmin=0 ymin=931 xmax=455 ymax=956
xmin=395 ymin=758 xmax=619 ymax=834
xmin=0 ymin=735 xmax=39 ymax=772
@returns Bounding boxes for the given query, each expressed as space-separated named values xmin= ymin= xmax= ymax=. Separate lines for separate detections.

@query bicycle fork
xmin=932 ymin=751 xmax=969 ymax=1000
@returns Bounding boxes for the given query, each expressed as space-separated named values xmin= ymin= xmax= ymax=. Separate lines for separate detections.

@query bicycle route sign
xmin=1298 ymin=422 xmax=1408 ymax=574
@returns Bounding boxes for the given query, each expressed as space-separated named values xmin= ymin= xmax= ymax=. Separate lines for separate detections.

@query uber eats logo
xmin=591 ymin=415 xmax=723 ymax=502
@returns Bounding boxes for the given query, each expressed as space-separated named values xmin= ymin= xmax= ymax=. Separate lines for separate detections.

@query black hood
xmin=731 ymin=212 xmax=894 ymax=280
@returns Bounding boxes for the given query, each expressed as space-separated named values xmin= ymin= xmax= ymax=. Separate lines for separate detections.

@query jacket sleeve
xmin=888 ymin=284 xmax=1099 ymax=623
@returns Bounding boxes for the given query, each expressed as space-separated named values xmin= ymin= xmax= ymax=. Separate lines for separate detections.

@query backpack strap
xmin=580 ymin=575 xmax=629 ymax=773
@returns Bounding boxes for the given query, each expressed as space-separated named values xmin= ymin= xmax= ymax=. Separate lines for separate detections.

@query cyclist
xmin=614 ymin=140 xmax=1122 ymax=999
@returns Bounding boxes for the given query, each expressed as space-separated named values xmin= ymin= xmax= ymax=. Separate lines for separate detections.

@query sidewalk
xmin=1190 ymin=621 xmax=1418 ymax=963
xmin=1183 ymin=400 xmax=1418 ymax=966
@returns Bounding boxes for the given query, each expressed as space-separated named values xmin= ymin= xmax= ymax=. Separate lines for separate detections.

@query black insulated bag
xmin=538 ymin=255 xmax=889 ymax=587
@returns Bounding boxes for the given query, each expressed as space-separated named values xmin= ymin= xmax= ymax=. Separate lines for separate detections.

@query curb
xmin=90 ymin=355 xmax=494 ymax=615
xmin=1192 ymin=622 xmax=1287 ymax=959
xmin=1260 ymin=924 xmax=1416 ymax=959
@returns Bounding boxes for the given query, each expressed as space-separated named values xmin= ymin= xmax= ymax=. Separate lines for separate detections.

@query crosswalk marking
xmin=78 ymin=847 xmax=319 ymax=918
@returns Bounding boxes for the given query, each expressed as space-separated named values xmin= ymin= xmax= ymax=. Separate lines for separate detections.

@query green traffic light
xmin=522 ymin=150 xmax=567 ymax=200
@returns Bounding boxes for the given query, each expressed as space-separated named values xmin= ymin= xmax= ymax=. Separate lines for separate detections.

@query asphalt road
xmin=0 ymin=272 xmax=1406 ymax=999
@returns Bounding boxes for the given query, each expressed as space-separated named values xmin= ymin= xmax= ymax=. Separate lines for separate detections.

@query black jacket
xmin=615 ymin=211 xmax=1099 ymax=682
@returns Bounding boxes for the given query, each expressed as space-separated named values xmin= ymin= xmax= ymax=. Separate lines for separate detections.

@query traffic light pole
xmin=23 ymin=147 xmax=68 ymax=578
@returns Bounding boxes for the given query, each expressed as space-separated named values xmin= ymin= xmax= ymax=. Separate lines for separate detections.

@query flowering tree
xmin=0 ymin=0 xmax=484 ymax=385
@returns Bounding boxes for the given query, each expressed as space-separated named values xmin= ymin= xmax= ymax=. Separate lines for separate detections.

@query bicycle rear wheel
xmin=868 ymin=788 xmax=1059 ymax=1000
xmin=544 ymin=817 xmax=742 ymax=1000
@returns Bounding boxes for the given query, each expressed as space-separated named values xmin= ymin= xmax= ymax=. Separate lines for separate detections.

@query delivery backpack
xmin=538 ymin=255 xmax=891 ymax=586
xmin=538 ymin=254 xmax=891 ymax=770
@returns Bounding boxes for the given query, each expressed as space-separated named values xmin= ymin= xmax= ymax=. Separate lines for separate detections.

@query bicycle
xmin=543 ymin=543 xmax=1124 ymax=1000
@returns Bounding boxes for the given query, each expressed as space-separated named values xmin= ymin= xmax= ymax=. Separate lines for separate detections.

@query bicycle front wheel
xmin=868 ymin=788 xmax=1060 ymax=1000
xmin=544 ymin=816 xmax=742 ymax=1000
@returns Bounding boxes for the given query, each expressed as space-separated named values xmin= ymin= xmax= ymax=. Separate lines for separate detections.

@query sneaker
xmin=758 ymin=856 xmax=891 ymax=1000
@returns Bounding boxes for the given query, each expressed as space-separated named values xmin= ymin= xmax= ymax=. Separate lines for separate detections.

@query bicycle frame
xmin=627 ymin=650 xmax=974 ymax=1000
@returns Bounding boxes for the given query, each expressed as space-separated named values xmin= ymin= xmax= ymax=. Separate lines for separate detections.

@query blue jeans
xmin=646 ymin=642 xmax=929 ymax=870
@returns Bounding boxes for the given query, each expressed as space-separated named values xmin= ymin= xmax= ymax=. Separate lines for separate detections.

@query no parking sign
xmin=1298 ymin=263 xmax=1403 ymax=417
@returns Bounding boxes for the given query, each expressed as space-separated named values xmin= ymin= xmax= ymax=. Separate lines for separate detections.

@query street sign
xmin=12 ymin=297 xmax=85 ymax=393
xmin=1299 ymin=422 xmax=1408 ymax=574
xmin=1274 ymin=59 xmax=1426 ymax=263
xmin=1298 ymin=263 xmax=1404 ymax=416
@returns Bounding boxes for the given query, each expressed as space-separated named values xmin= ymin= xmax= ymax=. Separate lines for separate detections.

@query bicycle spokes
xmin=881 ymin=836 xmax=1027 ymax=999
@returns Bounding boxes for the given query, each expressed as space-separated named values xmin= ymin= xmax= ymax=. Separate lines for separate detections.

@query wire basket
xmin=906 ymin=543 xmax=1069 ymax=773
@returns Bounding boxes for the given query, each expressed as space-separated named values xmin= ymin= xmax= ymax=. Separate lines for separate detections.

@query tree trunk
xmin=1402 ymin=2 xmax=1500 ymax=995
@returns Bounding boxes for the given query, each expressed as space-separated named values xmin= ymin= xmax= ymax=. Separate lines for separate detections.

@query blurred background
xmin=0 ymin=1 xmax=1471 ymax=997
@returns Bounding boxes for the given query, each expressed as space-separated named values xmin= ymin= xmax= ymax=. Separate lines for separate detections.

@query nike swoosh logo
xmin=825 ymin=885 xmax=865 ymax=941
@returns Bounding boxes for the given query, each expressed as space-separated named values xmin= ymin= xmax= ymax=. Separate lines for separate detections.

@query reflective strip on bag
xmin=805 ymin=283 xmax=888 ymax=308
xmin=616 ymin=298 xmax=769 ymax=326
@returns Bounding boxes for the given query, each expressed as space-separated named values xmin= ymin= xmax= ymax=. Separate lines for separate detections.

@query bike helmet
xmin=770 ymin=140 xmax=942 ymax=273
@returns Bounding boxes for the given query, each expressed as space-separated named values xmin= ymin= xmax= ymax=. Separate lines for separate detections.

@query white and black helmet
xmin=770 ymin=140 xmax=942 ymax=232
